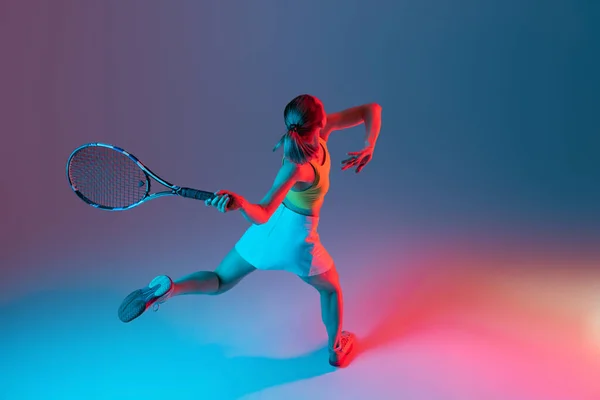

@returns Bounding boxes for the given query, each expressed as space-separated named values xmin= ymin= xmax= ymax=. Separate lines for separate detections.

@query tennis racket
xmin=66 ymin=143 xmax=216 ymax=211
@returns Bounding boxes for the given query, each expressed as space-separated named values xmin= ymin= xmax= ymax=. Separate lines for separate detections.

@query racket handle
xmin=177 ymin=187 xmax=215 ymax=201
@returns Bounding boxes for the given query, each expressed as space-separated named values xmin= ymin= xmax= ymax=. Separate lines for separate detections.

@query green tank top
xmin=283 ymin=137 xmax=331 ymax=211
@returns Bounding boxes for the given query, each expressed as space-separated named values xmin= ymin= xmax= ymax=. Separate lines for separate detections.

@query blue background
xmin=1 ymin=1 xmax=599 ymax=399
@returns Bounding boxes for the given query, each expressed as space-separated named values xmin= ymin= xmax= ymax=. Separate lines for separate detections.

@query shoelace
xmin=333 ymin=333 xmax=351 ymax=352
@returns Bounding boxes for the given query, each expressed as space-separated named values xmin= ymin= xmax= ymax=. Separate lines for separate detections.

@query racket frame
xmin=66 ymin=142 xmax=213 ymax=211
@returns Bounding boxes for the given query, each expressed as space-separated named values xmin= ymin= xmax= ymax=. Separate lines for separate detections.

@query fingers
xmin=205 ymin=191 xmax=230 ymax=212
xmin=341 ymin=154 xmax=371 ymax=172
xmin=356 ymin=154 xmax=371 ymax=173
xmin=215 ymin=195 xmax=229 ymax=212
xmin=219 ymin=196 xmax=230 ymax=212
xmin=341 ymin=156 xmax=356 ymax=165
xmin=341 ymin=150 xmax=362 ymax=167
xmin=341 ymin=156 xmax=358 ymax=171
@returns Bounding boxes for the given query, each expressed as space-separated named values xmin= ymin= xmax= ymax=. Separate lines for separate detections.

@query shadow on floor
xmin=1 ymin=287 xmax=337 ymax=399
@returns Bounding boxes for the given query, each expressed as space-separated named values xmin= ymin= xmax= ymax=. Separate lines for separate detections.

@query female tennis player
xmin=118 ymin=94 xmax=382 ymax=367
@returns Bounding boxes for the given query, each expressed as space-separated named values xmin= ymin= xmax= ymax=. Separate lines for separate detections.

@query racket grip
xmin=177 ymin=187 xmax=215 ymax=201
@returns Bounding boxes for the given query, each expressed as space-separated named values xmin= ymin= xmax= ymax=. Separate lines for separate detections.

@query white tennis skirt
xmin=234 ymin=204 xmax=334 ymax=277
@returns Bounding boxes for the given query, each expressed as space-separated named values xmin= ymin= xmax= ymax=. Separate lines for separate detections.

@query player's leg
xmin=301 ymin=266 xmax=342 ymax=348
xmin=118 ymin=248 xmax=255 ymax=322
xmin=172 ymin=247 xmax=256 ymax=295
xmin=300 ymin=265 xmax=355 ymax=366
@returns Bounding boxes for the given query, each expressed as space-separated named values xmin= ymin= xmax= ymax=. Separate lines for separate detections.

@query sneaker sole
xmin=118 ymin=276 xmax=172 ymax=323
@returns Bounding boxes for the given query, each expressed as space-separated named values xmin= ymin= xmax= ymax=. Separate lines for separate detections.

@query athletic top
xmin=283 ymin=137 xmax=331 ymax=212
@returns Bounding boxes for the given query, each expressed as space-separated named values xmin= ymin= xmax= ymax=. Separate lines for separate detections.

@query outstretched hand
xmin=205 ymin=190 xmax=244 ymax=213
xmin=341 ymin=147 xmax=374 ymax=173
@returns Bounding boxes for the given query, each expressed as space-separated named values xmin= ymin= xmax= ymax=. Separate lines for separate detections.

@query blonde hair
xmin=273 ymin=94 xmax=325 ymax=164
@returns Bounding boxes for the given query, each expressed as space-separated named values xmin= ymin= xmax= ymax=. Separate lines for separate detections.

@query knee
xmin=206 ymin=273 xmax=226 ymax=295
xmin=318 ymin=282 xmax=340 ymax=296
xmin=211 ymin=273 xmax=237 ymax=295
xmin=305 ymin=268 xmax=341 ymax=295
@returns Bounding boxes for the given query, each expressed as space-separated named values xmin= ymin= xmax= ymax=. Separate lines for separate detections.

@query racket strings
xmin=68 ymin=146 xmax=148 ymax=209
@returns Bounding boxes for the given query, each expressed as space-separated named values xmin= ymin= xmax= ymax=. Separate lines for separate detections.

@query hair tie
xmin=288 ymin=124 xmax=299 ymax=133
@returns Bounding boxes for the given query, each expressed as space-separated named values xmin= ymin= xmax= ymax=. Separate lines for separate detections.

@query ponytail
xmin=272 ymin=128 xmax=319 ymax=164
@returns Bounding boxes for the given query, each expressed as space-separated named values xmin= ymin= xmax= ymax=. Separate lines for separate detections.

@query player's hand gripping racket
xmin=66 ymin=143 xmax=216 ymax=211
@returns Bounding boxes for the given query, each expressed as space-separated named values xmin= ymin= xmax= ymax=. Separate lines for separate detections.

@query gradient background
xmin=2 ymin=1 xmax=600 ymax=399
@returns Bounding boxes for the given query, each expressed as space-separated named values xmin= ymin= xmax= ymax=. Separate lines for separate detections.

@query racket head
xmin=66 ymin=143 xmax=151 ymax=210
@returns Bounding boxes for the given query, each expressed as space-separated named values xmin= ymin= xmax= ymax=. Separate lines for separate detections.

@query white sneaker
xmin=329 ymin=331 xmax=356 ymax=367
xmin=118 ymin=275 xmax=174 ymax=323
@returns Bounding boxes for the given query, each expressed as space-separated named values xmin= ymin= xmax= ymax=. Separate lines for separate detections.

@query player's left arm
xmin=320 ymin=102 xmax=382 ymax=147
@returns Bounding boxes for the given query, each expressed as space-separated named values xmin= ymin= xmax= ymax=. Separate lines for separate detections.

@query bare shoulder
xmin=319 ymin=112 xmax=346 ymax=141
xmin=283 ymin=157 xmax=316 ymax=184
xmin=283 ymin=156 xmax=313 ymax=181
xmin=281 ymin=157 xmax=302 ymax=175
